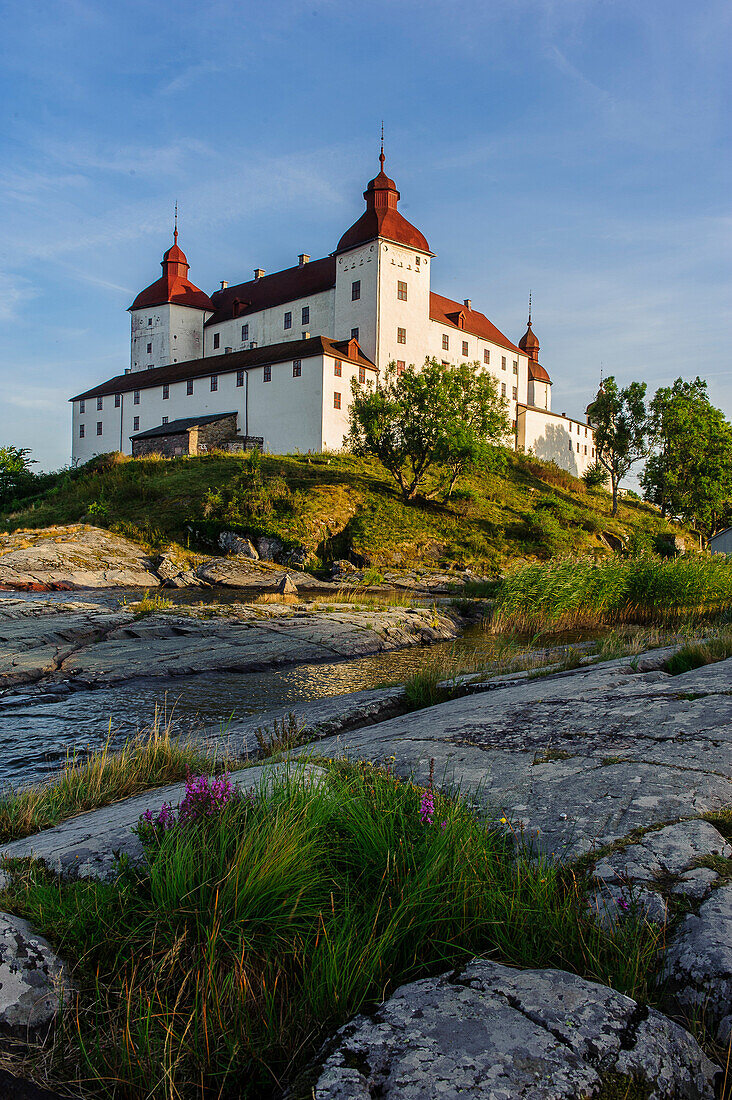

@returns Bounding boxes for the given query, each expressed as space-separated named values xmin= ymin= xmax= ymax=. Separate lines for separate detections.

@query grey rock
xmin=254 ymin=535 xmax=284 ymax=562
xmin=0 ymin=525 xmax=160 ymax=590
xmin=673 ymin=867 xmax=720 ymax=901
xmin=593 ymin=820 xmax=731 ymax=891
xmin=314 ymin=959 xmax=718 ymax=1099
xmin=660 ymin=882 xmax=732 ymax=1036
xmin=0 ymin=912 xmax=70 ymax=1039
xmin=154 ymin=552 xmax=188 ymax=581
xmin=278 ymin=574 xmax=298 ymax=595
xmin=0 ymin=1067 xmax=67 ymax=1100
xmin=217 ymin=532 xmax=259 ymax=559
xmin=0 ymin=762 xmax=326 ymax=882
xmin=589 ymin=884 xmax=668 ymax=929
xmin=194 ymin=556 xmax=332 ymax=590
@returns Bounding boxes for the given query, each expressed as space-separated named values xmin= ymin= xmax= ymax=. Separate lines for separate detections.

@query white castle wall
xmin=204 ymin=289 xmax=335 ymax=357
xmin=517 ymin=405 xmax=596 ymax=477
xmin=130 ymin=303 xmax=209 ymax=372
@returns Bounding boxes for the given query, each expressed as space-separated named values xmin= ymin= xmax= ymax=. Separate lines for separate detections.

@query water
xmin=0 ymin=590 xmax=508 ymax=789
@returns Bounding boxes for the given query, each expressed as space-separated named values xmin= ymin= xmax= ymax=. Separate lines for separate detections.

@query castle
xmin=70 ymin=150 xmax=596 ymax=473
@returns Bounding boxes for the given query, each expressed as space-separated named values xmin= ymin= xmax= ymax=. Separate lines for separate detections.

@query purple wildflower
xmin=419 ymin=788 xmax=434 ymax=826
xmin=616 ymin=897 xmax=630 ymax=912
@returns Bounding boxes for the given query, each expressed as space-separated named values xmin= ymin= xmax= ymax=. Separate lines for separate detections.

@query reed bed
xmin=491 ymin=555 xmax=732 ymax=633
xmin=0 ymin=713 xmax=233 ymax=844
xmin=3 ymin=761 xmax=662 ymax=1099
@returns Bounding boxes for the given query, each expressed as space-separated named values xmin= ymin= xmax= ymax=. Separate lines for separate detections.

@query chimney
xmin=463 ymin=298 xmax=472 ymax=310
xmin=298 ymin=254 xmax=310 ymax=266
xmin=224 ymin=347 xmax=232 ymax=354
xmin=220 ymin=280 xmax=228 ymax=290
xmin=254 ymin=268 xmax=265 ymax=281
xmin=302 ymin=331 xmax=310 ymax=340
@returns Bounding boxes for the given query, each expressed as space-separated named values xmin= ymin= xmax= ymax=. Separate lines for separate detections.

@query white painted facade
xmin=71 ymin=153 xmax=595 ymax=468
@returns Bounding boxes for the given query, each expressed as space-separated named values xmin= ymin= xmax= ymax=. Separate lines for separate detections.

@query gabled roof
xmin=205 ymin=257 xmax=336 ymax=327
xmin=130 ymin=413 xmax=237 ymax=440
xmin=429 ymin=293 xmax=523 ymax=355
xmin=71 ymin=336 xmax=376 ymax=402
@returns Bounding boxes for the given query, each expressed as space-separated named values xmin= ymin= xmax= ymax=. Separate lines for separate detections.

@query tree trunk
xmin=611 ymin=476 xmax=619 ymax=516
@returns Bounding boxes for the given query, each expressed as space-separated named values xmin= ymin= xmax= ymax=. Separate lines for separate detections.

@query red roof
xmin=129 ymin=232 xmax=214 ymax=313
xmin=528 ymin=361 xmax=552 ymax=384
xmin=336 ymin=155 xmax=430 ymax=254
xmin=429 ymin=292 xmax=523 ymax=355
xmin=205 ymin=256 xmax=336 ymax=327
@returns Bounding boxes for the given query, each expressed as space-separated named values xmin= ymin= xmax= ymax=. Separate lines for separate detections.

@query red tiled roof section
xmin=336 ymin=159 xmax=430 ymax=254
xmin=429 ymin=293 xmax=523 ymax=355
xmin=528 ymin=361 xmax=552 ymax=384
xmin=129 ymin=235 xmax=214 ymax=313
xmin=205 ymin=257 xmax=336 ymax=327
xmin=70 ymin=335 xmax=376 ymax=402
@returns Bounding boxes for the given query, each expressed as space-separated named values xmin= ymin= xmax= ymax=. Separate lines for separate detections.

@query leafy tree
xmin=347 ymin=358 xmax=510 ymax=501
xmin=582 ymin=461 xmax=608 ymax=490
xmin=586 ymin=377 xmax=647 ymax=516
xmin=0 ymin=447 xmax=36 ymax=509
xmin=641 ymin=377 xmax=732 ymax=543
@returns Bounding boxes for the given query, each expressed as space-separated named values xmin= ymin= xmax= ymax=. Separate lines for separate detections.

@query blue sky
xmin=1 ymin=0 xmax=730 ymax=470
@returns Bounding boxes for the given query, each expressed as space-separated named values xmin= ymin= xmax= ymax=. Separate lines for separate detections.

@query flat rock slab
xmin=660 ymin=882 xmax=732 ymax=1039
xmin=0 ymin=526 xmax=159 ymax=590
xmin=0 ymin=598 xmax=459 ymax=688
xmin=0 ymin=912 xmax=70 ymax=1039
xmin=0 ymin=762 xmax=325 ymax=882
xmin=195 ymin=557 xmax=336 ymax=590
xmin=0 ymin=1068 xmax=67 ymax=1100
xmin=296 ymin=655 xmax=732 ymax=857
xmin=314 ymin=959 xmax=718 ymax=1099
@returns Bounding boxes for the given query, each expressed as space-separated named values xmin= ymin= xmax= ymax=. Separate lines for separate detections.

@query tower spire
xmin=174 ymin=201 xmax=178 ymax=244
xmin=379 ymin=121 xmax=385 ymax=171
xmin=528 ymin=290 xmax=532 ymax=325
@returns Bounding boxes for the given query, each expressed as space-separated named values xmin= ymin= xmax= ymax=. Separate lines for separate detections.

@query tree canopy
xmin=586 ymin=377 xmax=647 ymax=516
xmin=0 ymin=447 xmax=36 ymax=508
xmin=347 ymin=358 xmax=510 ymax=501
xmin=641 ymin=377 xmax=732 ymax=543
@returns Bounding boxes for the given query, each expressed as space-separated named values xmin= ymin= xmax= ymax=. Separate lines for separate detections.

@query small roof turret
xmin=336 ymin=143 xmax=431 ymax=255
xmin=129 ymin=225 xmax=214 ymax=313
xmin=518 ymin=293 xmax=540 ymax=361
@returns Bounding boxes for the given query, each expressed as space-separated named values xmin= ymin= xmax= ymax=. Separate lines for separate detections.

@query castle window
xmin=210 ymin=375 xmax=218 ymax=391
xmin=187 ymin=380 xmax=194 ymax=396
xmin=512 ymin=387 xmax=518 ymax=401
xmin=96 ymin=422 xmax=103 ymax=436
xmin=80 ymin=399 xmax=85 ymax=413
xmin=133 ymin=390 xmax=140 ymax=405
xmin=334 ymin=362 xmax=342 ymax=377
xmin=513 ymin=361 xmax=518 ymax=374
xmin=501 ymin=383 xmax=506 ymax=397
xmin=148 ymin=318 xmax=152 ymax=326
xmin=213 ymin=333 xmax=220 ymax=350
xmin=568 ymin=440 xmax=573 ymax=452
xmin=397 ymin=327 xmax=406 ymax=344
xmin=584 ymin=445 xmax=588 ymax=455
xmin=333 ymin=391 xmax=341 ymax=409
xmin=441 ymin=360 xmax=449 ymax=367
xmin=415 ymin=256 xmax=420 ymax=265
xmin=577 ymin=442 xmax=580 ymax=453
xmin=293 ymin=360 xmax=302 ymax=378
xmin=162 ymin=384 xmax=169 ymax=400
xmin=162 ymin=417 xmax=168 ymax=426
xmin=397 ymin=280 xmax=407 ymax=301
xmin=301 ymin=306 xmax=309 ymax=326
xmin=284 ymin=311 xmax=292 ymax=330
xmin=502 ymin=357 xmax=507 ymax=370
xmin=147 ymin=342 xmax=152 ymax=354
xmin=236 ymin=370 xmax=244 ymax=387
xmin=351 ymin=280 xmax=360 ymax=301
xmin=359 ymin=366 xmax=366 ymax=384
xmin=114 ymin=394 xmax=121 ymax=408
xmin=263 ymin=365 xmax=272 ymax=382
xmin=79 ymin=424 xmax=85 ymax=438
xmin=397 ymin=360 xmax=405 ymax=375
xmin=462 ymin=341 xmax=468 ymax=356
xmin=241 ymin=324 xmax=249 ymax=342
xmin=442 ymin=334 xmax=449 ymax=350
xmin=484 ymin=350 xmax=490 ymax=364
xmin=351 ymin=327 xmax=359 ymax=340
xmin=97 ymin=396 xmax=103 ymax=411
xmin=134 ymin=416 xmax=140 ymax=431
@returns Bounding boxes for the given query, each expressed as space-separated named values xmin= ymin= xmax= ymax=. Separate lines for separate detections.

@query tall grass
xmin=0 ymin=714 xmax=231 ymax=843
xmin=491 ymin=555 xmax=732 ymax=633
xmin=3 ymin=761 xmax=662 ymax=1100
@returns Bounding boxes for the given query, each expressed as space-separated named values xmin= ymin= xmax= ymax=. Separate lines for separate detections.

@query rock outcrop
xmin=313 ymin=959 xmax=718 ymax=1099
xmin=0 ymin=912 xmax=70 ymax=1040
xmin=0 ymin=526 xmax=160 ymax=590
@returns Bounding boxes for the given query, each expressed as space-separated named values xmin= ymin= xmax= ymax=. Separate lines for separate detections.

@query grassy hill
xmin=0 ymin=450 xmax=690 ymax=573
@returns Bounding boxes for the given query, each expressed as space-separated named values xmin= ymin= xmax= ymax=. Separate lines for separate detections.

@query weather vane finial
xmin=380 ymin=121 xmax=385 ymax=170
xmin=174 ymin=201 xmax=178 ymax=244
xmin=528 ymin=290 xmax=532 ymax=325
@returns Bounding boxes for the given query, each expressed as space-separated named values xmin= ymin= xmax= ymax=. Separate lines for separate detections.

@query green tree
xmin=0 ymin=447 xmax=36 ymax=508
xmin=347 ymin=358 xmax=510 ymax=501
xmin=641 ymin=377 xmax=732 ymax=544
xmin=587 ymin=377 xmax=647 ymax=516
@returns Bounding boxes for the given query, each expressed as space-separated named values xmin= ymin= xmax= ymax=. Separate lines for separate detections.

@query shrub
xmin=583 ymin=462 xmax=608 ymax=490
